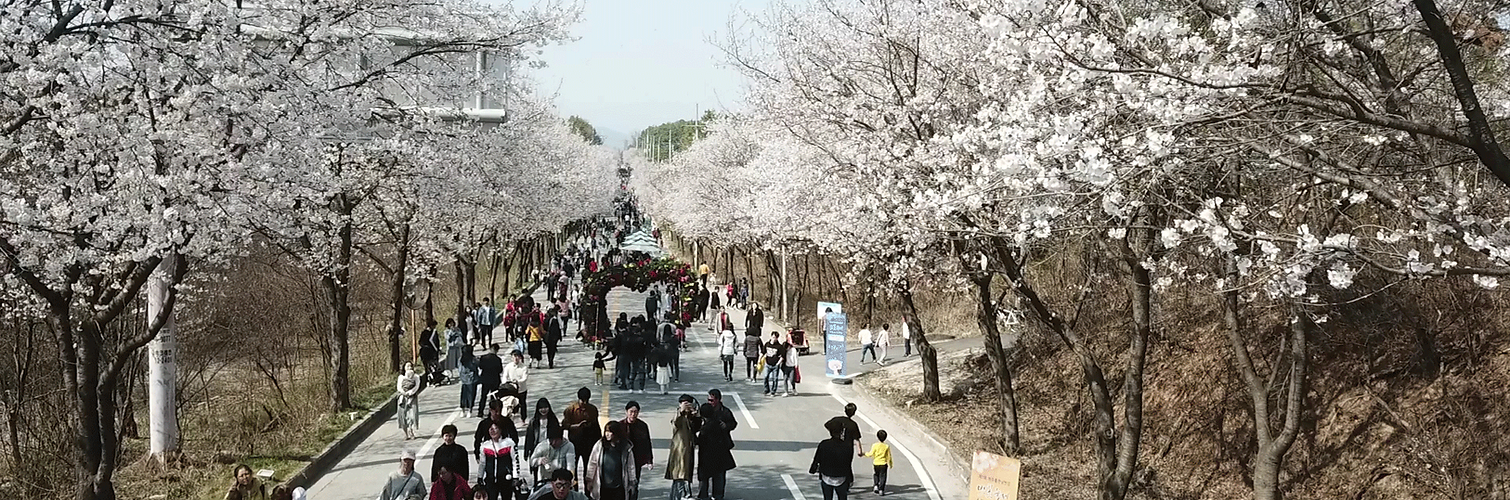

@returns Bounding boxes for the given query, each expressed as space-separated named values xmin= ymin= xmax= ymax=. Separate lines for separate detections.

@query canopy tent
xmin=619 ymin=230 xmax=662 ymax=255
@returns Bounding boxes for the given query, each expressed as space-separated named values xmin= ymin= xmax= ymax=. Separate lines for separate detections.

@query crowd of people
xmin=222 ymin=209 xmax=917 ymax=500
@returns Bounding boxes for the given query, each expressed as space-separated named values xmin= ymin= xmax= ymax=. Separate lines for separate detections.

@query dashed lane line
xmin=727 ymin=391 xmax=760 ymax=429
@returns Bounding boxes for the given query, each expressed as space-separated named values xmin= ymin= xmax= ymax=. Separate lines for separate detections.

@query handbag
xmin=793 ymin=365 xmax=802 ymax=384
xmin=755 ymin=356 xmax=765 ymax=373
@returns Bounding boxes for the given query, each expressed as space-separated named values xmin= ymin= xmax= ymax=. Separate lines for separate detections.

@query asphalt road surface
xmin=308 ymin=278 xmax=950 ymax=500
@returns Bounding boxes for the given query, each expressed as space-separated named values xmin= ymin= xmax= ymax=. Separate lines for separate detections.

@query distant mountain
xmin=597 ymin=127 xmax=632 ymax=150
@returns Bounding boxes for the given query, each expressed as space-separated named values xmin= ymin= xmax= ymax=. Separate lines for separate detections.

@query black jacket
xmin=746 ymin=309 xmax=764 ymax=330
xmin=696 ymin=403 xmax=739 ymax=474
xmin=810 ymin=437 xmax=854 ymax=480
xmin=432 ymin=442 xmax=469 ymax=480
xmin=478 ymin=353 xmax=504 ymax=386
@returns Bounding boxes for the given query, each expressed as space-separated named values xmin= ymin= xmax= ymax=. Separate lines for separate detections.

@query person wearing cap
xmin=380 ymin=449 xmax=427 ymax=500
xmin=525 ymin=468 xmax=589 ymax=500
xmin=665 ymin=394 xmax=701 ymax=500
xmin=696 ymin=389 xmax=739 ymax=500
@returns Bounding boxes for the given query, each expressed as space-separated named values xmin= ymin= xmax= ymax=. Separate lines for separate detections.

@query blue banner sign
xmin=824 ymin=312 xmax=848 ymax=378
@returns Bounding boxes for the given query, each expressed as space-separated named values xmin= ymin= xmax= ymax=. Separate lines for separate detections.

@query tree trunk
xmin=454 ymin=257 xmax=469 ymax=328
xmin=1223 ymin=254 xmax=1308 ymax=500
xmin=387 ymin=224 xmax=412 ymax=374
xmin=968 ymin=269 xmax=1021 ymax=454
xmin=992 ymin=238 xmax=1120 ymax=499
xmin=322 ymin=216 xmax=355 ymax=413
xmin=899 ymin=282 xmax=942 ymax=401
xmin=488 ymin=249 xmax=503 ymax=300
xmin=1105 ymin=224 xmax=1154 ymax=500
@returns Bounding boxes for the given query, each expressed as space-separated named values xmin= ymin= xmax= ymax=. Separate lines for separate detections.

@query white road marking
xmin=781 ymin=473 xmax=810 ymax=500
xmin=829 ymin=392 xmax=942 ymax=500
xmin=727 ymin=392 xmax=760 ymax=429
xmin=416 ymin=408 xmax=466 ymax=465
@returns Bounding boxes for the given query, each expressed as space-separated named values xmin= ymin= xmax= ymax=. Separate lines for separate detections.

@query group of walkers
xmin=597 ymin=311 xmax=684 ymax=394
xmin=353 ymin=384 xmax=741 ymax=500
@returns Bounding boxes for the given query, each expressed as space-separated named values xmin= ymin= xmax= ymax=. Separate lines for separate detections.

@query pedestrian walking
xmin=744 ymin=303 xmax=763 ymax=337
xmin=585 ymin=421 xmax=639 ymax=500
xmin=420 ymin=320 xmax=443 ymax=384
xmin=431 ymin=464 xmax=473 ymax=500
xmin=762 ymin=332 xmax=786 ymax=396
xmin=900 ymin=316 xmax=911 ymax=357
xmin=477 ymin=298 xmax=497 ymax=347
xmin=696 ymin=389 xmax=738 ymax=500
xmin=836 ymin=403 xmax=864 ymax=456
xmin=717 ymin=327 xmax=737 ymax=382
xmin=432 ymin=424 xmax=469 ymax=485
xmin=460 ymin=346 xmax=480 ymax=412
xmin=546 ymin=309 xmax=565 ymax=369
xmin=741 ymin=331 xmax=762 ymax=381
xmin=477 ymin=345 xmax=505 ymax=417
xmin=665 ymin=395 xmax=699 ymax=500
xmin=782 ymin=335 xmax=800 ymax=396
xmin=562 ymin=388 xmax=602 ymax=480
xmin=525 ymin=469 xmax=589 ymax=500
xmin=864 ymin=430 xmax=894 ymax=495
xmin=810 ymin=421 xmax=854 ymax=500
xmin=475 ymin=399 xmax=520 ymax=471
xmin=477 ymin=421 xmax=524 ymax=500
xmin=527 ymin=317 xmax=546 ymax=368
xmin=593 ymin=352 xmax=606 ymax=385
xmin=381 ymin=449 xmax=427 ymax=500
xmin=398 ymin=363 xmax=422 ymax=440
xmin=529 ymin=426 xmax=577 ymax=489
xmin=858 ymin=324 xmax=876 ymax=363
xmin=658 ymin=318 xmax=681 ymax=382
xmin=445 ymin=318 xmax=465 ymax=378
xmin=644 ymin=291 xmax=660 ymax=323
xmin=505 ymin=350 xmax=532 ymax=418
xmin=875 ymin=324 xmax=890 ymax=365
xmin=619 ymin=401 xmax=654 ymax=486
xmin=525 ymin=398 xmax=560 ymax=458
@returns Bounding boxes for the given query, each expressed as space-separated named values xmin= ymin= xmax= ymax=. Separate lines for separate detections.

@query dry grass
xmin=856 ymin=274 xmax=1510 ymax=500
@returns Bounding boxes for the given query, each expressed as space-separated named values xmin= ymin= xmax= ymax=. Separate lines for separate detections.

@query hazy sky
xmin=528 ymin=0 xmax=771 ymax=145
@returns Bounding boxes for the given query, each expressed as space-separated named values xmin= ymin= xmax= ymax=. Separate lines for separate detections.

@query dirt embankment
xmin=859 ymin=321 xmax=1510 ymax=500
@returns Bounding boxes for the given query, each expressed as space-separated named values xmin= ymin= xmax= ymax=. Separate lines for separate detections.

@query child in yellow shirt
xmin=865 ymin=430 xmax=894 ymax=495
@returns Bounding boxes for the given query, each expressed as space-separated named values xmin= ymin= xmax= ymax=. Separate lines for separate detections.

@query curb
xmin=284 ymin=387 xmax=411 ymax=489
xmin=841 ymin=376 xmax=971 ymax=498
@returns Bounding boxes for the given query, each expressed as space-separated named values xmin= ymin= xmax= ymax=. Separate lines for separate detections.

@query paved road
xmin=308 ymin=274 xmax=958 ymax=500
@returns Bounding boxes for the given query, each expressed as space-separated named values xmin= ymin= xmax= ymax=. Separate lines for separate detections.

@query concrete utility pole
xmin=147 ymin=253 xmax=179 ymax=459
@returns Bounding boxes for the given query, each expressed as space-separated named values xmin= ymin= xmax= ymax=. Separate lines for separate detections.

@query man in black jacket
xmin=745 ymin=303 xmax=764 ymax=337
xmin=644 ymin=291 xmax=660 ymax=323
xmin=545 ymin=309 xmax=564 ymax=369
xmin=432 ymin=424 xmax=469 ymax=481
xmin=476 ymin=344 xmax=505 ymax=417
xmin=697 ymin=389 xmax=739 ymax=500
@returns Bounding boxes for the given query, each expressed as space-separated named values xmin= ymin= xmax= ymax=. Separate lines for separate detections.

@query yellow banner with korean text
xmin=967 ymin=450 xmax=1021 ymax=500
